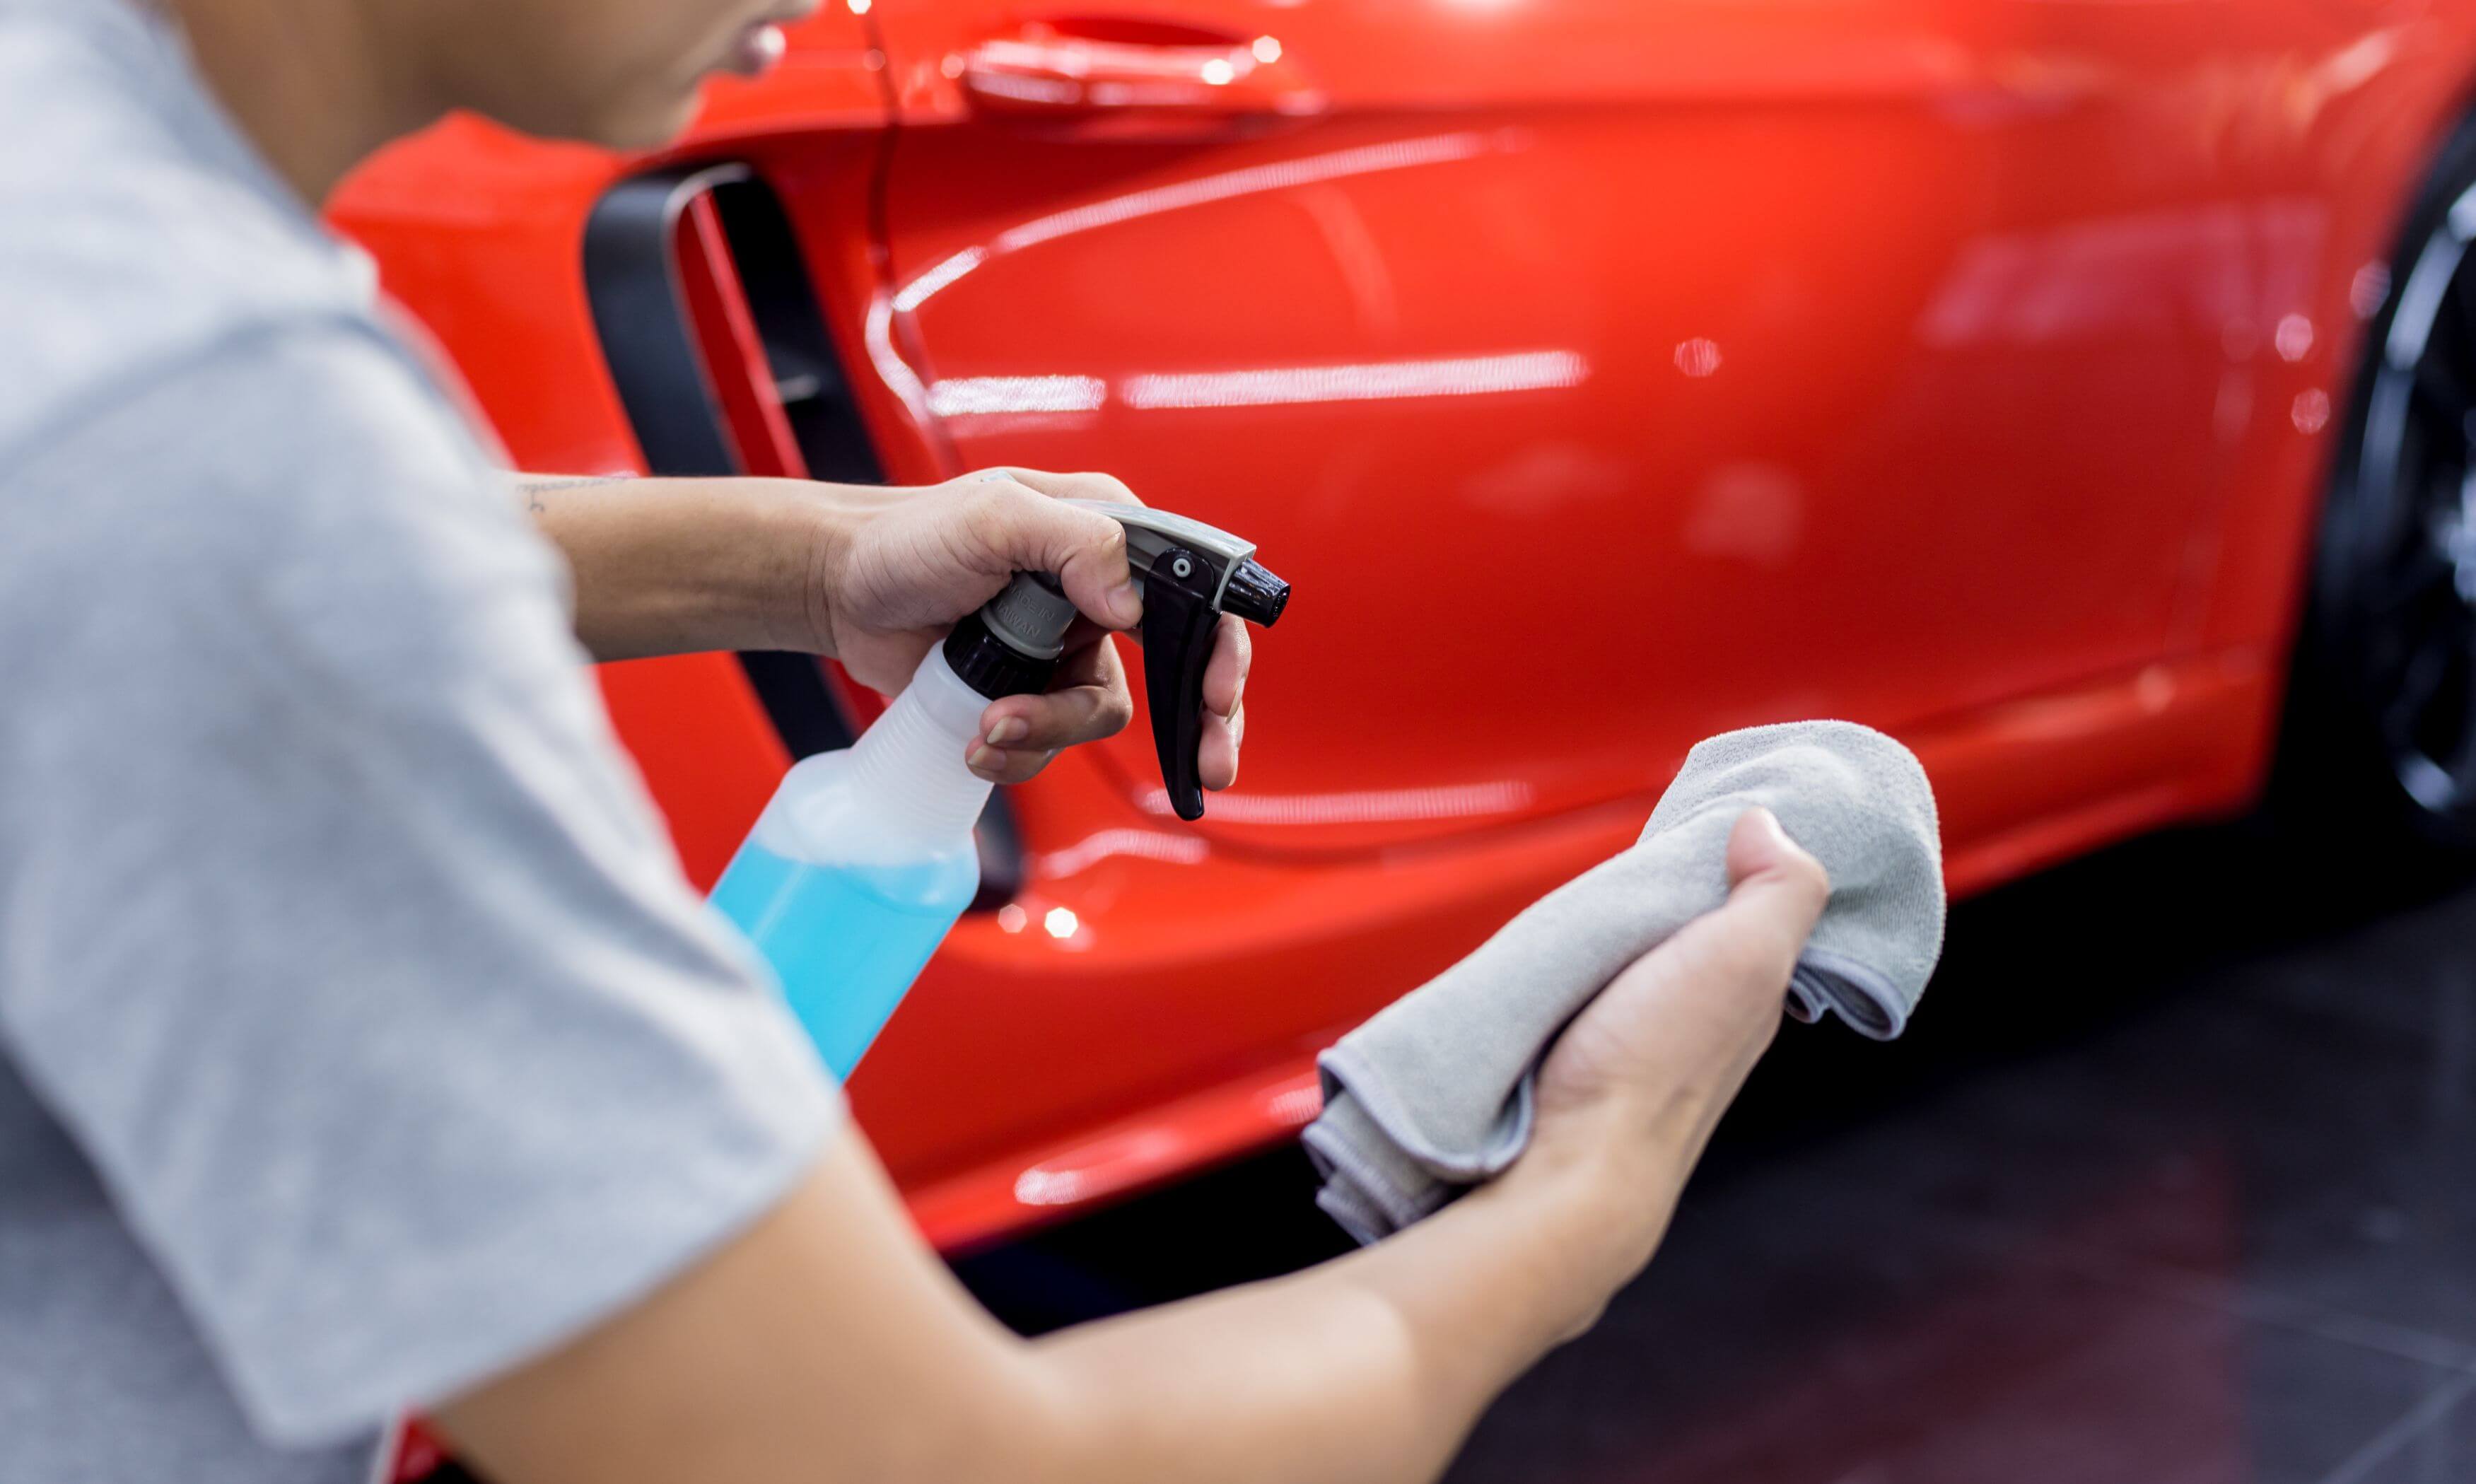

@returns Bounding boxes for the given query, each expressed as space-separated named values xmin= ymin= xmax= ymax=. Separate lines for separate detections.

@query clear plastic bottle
xmin=708 ymin=646 xmax=993 ymax=1077
xmin=706 ymin=499 xmax=1290 ymax=1077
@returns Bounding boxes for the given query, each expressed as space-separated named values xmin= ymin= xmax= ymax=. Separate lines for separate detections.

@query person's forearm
xmin=520 ymin=474 xmax=880 ymax=662
xmin=1020 ymin=1109 xmax=1671 ymax=1484
xmin=435 ymin=825 xmax=1814 ymax=1484
xmin=433 ymin=1104 xmax=1693 ymax=1484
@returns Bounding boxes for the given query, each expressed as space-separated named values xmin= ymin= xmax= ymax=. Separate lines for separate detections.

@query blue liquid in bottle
xmin=711 ymin=838 xmax=980 ymax=1078
xmin=708 ymin=647 xmax=998 ymax=1077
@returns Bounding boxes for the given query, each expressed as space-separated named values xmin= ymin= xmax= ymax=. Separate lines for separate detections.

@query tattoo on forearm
xmin=519 ymin=474 xmax=628 ymax=515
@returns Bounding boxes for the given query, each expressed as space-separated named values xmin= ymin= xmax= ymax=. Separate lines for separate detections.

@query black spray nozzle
xmin=1221 ymin=560 xmax=1290 ymax=629
xmin=943 ymin=501 xmax=1286 ymax=822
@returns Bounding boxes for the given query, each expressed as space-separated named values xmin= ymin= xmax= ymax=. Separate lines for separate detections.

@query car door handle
xmin=957 ymin=23 xmax=1324 ymax=118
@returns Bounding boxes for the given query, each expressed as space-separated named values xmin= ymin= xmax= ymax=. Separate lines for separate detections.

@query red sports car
xmin=332 ymin=0 xmax=2476 ymax=1250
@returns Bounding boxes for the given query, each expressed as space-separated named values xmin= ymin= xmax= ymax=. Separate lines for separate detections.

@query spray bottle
xmin=708 ymin=501 xmax=1290 ymax=1075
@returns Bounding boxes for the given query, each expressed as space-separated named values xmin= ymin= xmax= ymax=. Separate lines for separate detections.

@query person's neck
xmin=162 ymin=0 xmax=441 ymax=204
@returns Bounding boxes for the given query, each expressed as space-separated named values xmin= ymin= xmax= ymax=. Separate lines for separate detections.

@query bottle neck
xmin=843 ymin=648 xmax=996 ymax=849
xmin=942 ymin=610 xmax=1063 ymax=699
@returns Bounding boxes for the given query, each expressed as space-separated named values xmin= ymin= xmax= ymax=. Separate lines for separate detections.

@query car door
xmin=860 ymin=0 xmax=2244 ymax=853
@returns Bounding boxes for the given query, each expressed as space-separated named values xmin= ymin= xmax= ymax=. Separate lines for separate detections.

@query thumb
xmin=971 ymin=477 xmax=1143 ymax=629
xmin=1714 ymin=807 xmax=1830 ymax=964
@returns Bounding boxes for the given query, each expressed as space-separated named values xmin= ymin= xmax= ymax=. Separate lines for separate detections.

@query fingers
xmin=962 ymin=472 xmax=1142 ymax=629
xmin=1202 ymin=613 xmax=1251 ymax=717
xmin=1684 ymin=808 xmax=1831 ymax=986
xmin=1724 ymin=807 xmax=1829 ymax=918
xmin=969 ymin=636 xmax=1131 ymax=784
xmin=1199 ymin=614 xmax=1250 ymax=790
xmin=1523 ymin=808 xmax=1828 ymax=1184
xmin=1599 ymin=809 xmax=1826 ymax=1039
xmin=1199 ymin=702 xmax=1243 ymax=791
xmin=954 ymin=471 xmax=1257 ymax=791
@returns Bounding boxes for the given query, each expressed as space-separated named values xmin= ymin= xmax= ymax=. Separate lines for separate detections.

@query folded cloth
xmin=1302 ymin=721 xmax=1944 ymax=1244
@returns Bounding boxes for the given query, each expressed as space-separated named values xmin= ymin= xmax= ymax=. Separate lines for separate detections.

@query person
xmin=0 ymin=0 xmax=1832 ymax=1479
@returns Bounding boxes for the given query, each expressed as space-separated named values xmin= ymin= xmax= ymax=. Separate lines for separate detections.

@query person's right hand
xmin=810 ymin=468 xmax=1252 ymax=790
xmin=1517 ymin=807 xmax=1830 ymax=1310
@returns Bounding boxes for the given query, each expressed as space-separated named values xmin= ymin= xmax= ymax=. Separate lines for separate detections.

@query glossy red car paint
xmin=329 ymin=1 xmax=2476 ymax=1251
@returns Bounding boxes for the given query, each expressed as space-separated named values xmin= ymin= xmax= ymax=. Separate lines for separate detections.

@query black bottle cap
xmin=943 ymin=612 xmax=1061 ymax=700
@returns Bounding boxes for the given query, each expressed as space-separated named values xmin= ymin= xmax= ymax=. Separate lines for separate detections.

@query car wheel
xmin=2282 ymin=114 xmax=2476 ymax=862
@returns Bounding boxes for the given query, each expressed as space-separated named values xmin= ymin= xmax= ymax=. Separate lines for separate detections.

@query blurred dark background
xmin=954 ymin=822 xmax=2476 ymax=1483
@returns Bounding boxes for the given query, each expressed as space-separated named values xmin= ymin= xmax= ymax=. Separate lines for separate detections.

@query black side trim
xmin=582 ymin=165 xmax=856 ymax=756
xmin=708 ymin=182 xmax=888 ymax=486
xmin=580 ymin=163 xmax=1025 ymax=908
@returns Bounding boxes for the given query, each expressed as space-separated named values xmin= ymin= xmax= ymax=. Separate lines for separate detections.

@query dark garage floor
xmin=954 ymin=821 xmax=2476 ymax=1484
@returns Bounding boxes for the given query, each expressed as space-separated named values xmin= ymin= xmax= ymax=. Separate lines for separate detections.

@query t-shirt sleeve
xmin=0 ymin=320 xmax=842 ymax=1446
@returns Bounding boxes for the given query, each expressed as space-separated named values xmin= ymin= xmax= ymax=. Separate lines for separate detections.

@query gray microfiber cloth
xmin=1302 ymin=721 xmax=1944 ymax=1245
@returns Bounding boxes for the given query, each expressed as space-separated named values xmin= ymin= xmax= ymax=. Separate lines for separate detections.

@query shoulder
xmin=0 ymin=311 xmax=592 ymax=801
xmin=1 ymin=318 xmax=550 ymax=647
xmin=0 ymin=0 xmax=383 ymax=454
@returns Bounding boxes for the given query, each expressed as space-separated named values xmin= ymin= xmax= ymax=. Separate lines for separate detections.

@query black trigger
xmin=1139 ymin=547 xmax=1220 ymax=822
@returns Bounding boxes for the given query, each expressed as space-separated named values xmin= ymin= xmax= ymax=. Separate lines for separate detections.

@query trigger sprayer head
xmin=1220 ymin=559 xmax=1290 ymax=628
xmin=940 ymin=501 xmax=1287 ymax=822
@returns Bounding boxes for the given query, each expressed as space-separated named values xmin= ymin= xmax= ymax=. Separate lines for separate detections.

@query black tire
xmin=2279 ymin=110 xmax=2476 ymax=865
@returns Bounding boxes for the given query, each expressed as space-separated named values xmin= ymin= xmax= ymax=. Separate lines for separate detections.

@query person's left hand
xmin=810 ymin=468 xmax=1249 ymax=789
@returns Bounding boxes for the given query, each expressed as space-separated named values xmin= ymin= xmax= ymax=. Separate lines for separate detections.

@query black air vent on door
xmin=581 ymin=163 xmax=1025 ymax=908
